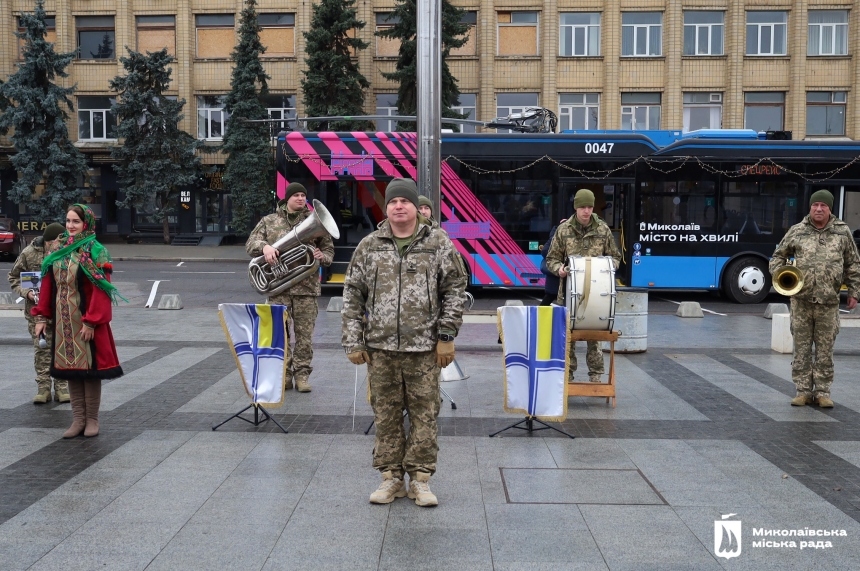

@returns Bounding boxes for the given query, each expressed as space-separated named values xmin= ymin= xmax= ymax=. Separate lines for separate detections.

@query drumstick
xmin=352 ymin=365 xmax=359 ymax=430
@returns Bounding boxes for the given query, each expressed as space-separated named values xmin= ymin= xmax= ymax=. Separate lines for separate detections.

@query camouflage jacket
xmin=342 ymin=218 xmax=466 ymax=353
xmin=245 ymin=204 xmax=335 ymax=297
xmin=8 ymin=237 xmax=47 ymax=320
xmin=545 ymin=214 xmax=622 ymax=304
xmin=769 ymin=214 xmax=860 ymax=305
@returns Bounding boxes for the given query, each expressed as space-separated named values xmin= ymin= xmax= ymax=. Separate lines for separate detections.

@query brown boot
xmin=63 ymin=381 xmax=87 ymax=438
xmin=83 ymin=380 xmax=102 ymax=437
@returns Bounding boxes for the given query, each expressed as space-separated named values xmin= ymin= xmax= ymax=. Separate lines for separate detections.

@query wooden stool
xmin=566 ymin=330 xmax=619 ymax=407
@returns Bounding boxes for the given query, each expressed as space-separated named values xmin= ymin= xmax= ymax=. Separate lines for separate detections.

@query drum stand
xmin=489 ymin=416 xmax=575 ymax=438
xmin=212 ymin=403 xmax=288 ymax=434
xmin=567 ymin=330 xmax=619 ymax=407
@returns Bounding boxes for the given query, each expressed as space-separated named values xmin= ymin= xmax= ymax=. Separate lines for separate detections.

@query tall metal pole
xmin=417 ymin=0 xmax=441 ymax=212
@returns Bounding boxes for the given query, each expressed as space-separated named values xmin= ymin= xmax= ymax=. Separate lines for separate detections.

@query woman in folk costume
xmin=33 ymin=204 xmax=126 ymax=438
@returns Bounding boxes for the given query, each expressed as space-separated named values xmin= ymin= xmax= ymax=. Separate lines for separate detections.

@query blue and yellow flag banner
xmin=219 ymin=304 xmax=288 ymax=407
xmin=498 ymin=305 xmax=568 ymax=421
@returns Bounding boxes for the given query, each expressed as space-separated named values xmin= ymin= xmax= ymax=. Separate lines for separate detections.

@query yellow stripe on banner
xmin=536 ymin=306 xmax=553 ymax=360
xmin=256 ymin=304 xmax=273 ymax=348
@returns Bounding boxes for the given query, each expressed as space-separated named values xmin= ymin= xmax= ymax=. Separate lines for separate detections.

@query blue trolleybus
xmin=277 ymin=129 xmax=860 ymax=303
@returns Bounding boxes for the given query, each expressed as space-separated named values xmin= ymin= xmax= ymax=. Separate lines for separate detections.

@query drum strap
xmin=577 ymin=257 xmax=592 ymax=320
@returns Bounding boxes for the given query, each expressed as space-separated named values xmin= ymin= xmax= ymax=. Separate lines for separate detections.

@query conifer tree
xmin=109 ymin=48 xmax=205 ymax=244
xmin=0 ymin=1 xmax=88 ymax=221
xmin=376 ymin=0 xmax=468 ymax=131
xmin=302 ymin=0 xmax=372 ymax=131
xmin=222 ymin=0 xmax=273 ymax=234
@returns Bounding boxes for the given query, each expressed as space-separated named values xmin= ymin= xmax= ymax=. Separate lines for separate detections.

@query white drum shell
xmin=566 ymin=256 xmax=616 ymax=330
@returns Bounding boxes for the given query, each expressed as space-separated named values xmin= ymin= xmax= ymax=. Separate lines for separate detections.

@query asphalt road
xmin=2 ymin=259 xmax=805 ymax=315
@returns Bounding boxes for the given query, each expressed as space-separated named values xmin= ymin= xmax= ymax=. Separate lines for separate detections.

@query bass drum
xmin=565 ymin=256 xmax=617 ymax=330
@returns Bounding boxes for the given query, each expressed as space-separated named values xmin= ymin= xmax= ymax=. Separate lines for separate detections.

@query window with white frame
xmin=495 ymin=92 xmax=539 ymax=133
xmin=621 ymin=93 xmax=661 ymax=130
xmin=744 ymin=92 xmax=784 ymax=132
xmin=683 ymin=93 xmax=722 ymax=132
xmin=746 ymin=12 xmax=787 ymax=56
xmin=77 ymin=96 xmax=116 ymax=140
xmin=263 ymin=94 xmax=296 ymax=135
xmin=559 ymin=93 xmax=599 ymax=130
xmin=197 ymin=95 xmax=229 ymax=140
xmin=451 ymin=94 xmax=477 ymax=133
xmin=683 ymin=12 xmax=723 ymax=55
xmin=808 ymin=11 xmax=848 ymax=56
xmin=621 ymin=12 xmax=662 ymax=57
xmin=375 ymin=94 xmax=399 ymax=132
xmin=497 ymin=12 xmax=539 ymax=56
xmin=559 ymin=13 xmax=600 ymax=57
xmin=806 ymin=92 xmax=846 ymax=136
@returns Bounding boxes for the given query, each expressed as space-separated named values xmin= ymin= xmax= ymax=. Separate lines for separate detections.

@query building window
xmin=495 ymin=92 xmax=539 ymax=133
xmin=621 ymin=12 xmax=661 ymax=57
xmin=683 ymin=12 xmax=723 ymax=55
xmin=683 ymin=93 xmax=722 ymax=132
xmin=196 ymin=14 xmax=234 ymax=59
xmin=497 ymin=12 xmax=539 ymax=56
xmin=559 ymin=13 xmax=600 ymax=57
xmin=259 ymin=13 xmax=295 ymax=57
xmin=197 ymin=95 xmax=229 ymax=140
xmin=76 ymin=16 xmax=115 ymax=60
xmin=808 ymin=11 xmax=848 ymax=56
xmin=136 ymin=16 xmax=176 ymax=56
xmin=746 ymin=12 xmax=787 ymax=56
xmin=451 ymin=94 xmax=477 ymax=133
xmin=263 ymin=94 xmax=296 ymax=135
xmin=18 ymin=16 xmax=56 ymax=59
xmin=744 ymin=92 xmax=785 ymax=132
xmin=376 ymin=13 xmax=401 ymax=57
xmin=806 ymin=92 xmax=846 ymax=136
xmin=376 ymin=94 xmax=399 ymax=131
xmin=78 ymin=96 xmax=117 ymax=140
xmin=559 ymin=93 xmax=599 ymax=130
xmin=621 ymin=93 xmax=661 ymax=130
xmin=450 ymin=11 xmax=477 ymax=56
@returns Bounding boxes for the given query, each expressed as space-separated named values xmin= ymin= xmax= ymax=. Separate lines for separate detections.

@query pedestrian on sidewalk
xmin=8 ymin=222 xmax=67 ymax=403
xmin=245 ymin=183 xmax=335 ymax=393
xmin=32 ymin=204 xmax=125 ymax=438
xmin=770 ymin=189 xmax=860 ymax=408
xmin=342 ymin=178 xmax=466 ymax=507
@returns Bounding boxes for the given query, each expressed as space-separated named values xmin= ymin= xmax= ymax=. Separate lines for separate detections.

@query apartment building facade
xmin=0 ymin=0 xmax=857 ymax=234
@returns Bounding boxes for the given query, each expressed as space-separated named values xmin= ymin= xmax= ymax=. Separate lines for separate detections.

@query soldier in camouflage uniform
xmin=545 ymin=189 xmax=622 ymax=383
xmin=343 ymin=179 xmax=465 ymax=507
xmin=246 ymin=183 xmax=334 ymax=393
xmin=770 ymin=189 xmax=860 ymax=408
xmin=8 ymin=223 xmax=67 ymax=403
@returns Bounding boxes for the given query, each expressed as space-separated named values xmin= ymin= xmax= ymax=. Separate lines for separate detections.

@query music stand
xmin=489 ymin=416 xmax=575 ymax=438
xmin=212 ymin=403 xmax=288 ymax=433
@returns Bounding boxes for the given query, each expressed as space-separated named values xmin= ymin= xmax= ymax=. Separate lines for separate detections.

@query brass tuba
xmin=773 ymin=260 xmax=804 ymax=296
xmin=248 ymin=199 xmax=341 ymax=296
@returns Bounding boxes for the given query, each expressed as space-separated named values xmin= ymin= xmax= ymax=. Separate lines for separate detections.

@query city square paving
xmin=1 ymin=288 xmax=860 ymax=569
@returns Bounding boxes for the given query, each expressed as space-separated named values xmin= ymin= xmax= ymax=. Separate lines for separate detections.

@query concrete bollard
xmin=157 ymin=294 xmax=183 ymax=310
xmin=771 ymin=312 xmax=793 ymax=353
xmin=326 ymin=296 xmax=344 ymax=312
xmin=764 ymin=303 xmax=790 ymax=319
xmin=505 ymin=300 xmax=524 ymax=306
xmin=676 ymin=301 xmax=704 ymax=318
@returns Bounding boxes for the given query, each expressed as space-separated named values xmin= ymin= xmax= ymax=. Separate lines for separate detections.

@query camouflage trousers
xmin=26 ymin=319 xmax=65 ymax=391
xmin=269 ymin=293 xmax=318 ymax=385
xmin=367 ymin=349 xmax=441 ymax=479
xmin=568 ymin=341 xmax=605 ymax=379
xmin=790 ymin=298 xmax=840 ymax=399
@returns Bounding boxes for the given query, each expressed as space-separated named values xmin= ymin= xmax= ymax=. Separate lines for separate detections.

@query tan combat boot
xmin=816 ymin=396 xmax=834 ymax=408
xmin=296 ymin=378 xmax=311 ymax=393
xmin=790 ymin=395 xmax=812 ymax=406
xmin=369 ymin=471 xmax=406 ymax=504
xmin=284 ymin=378 xmax=293 ymax=391
xmin=54 ymin=384 xmax=70 ymax=403
xmin=408 ymin=472 xmax=438 ymax=507
xmin=589 ymin=373 xmax=602 ymax=383
xmin=33 ymin=385 xmax=52 ymax=404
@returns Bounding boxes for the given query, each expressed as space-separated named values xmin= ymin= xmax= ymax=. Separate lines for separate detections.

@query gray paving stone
xmin=484 ymin=503 xmax=589 ymax=531
xmin=503 ymin=467 xmax=665 ymax=505
xmin=379 ymin=527 xmax=493 ymax=568
xmin=490 ymin=527 xmax=605 ymax=565
xmin=146 ymin=523 xmax=280 ymax=571
xmin=0 ymin=428 xmax=64 ymax=471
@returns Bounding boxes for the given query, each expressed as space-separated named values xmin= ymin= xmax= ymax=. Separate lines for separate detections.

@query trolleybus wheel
xmin=722 ymin=256 xmax=771 ymax=304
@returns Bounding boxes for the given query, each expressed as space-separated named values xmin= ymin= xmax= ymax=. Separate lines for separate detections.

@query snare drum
xmin=565 ymin=256 xmax=616 ymax=330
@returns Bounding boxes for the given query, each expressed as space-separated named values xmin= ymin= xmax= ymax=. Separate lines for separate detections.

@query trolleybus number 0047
xmin=584 ymin=143 xmax=614 ymax=154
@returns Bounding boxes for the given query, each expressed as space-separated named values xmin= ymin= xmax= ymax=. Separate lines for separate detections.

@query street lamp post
xmin=416 ymin=0 xmax=441 ymax=213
